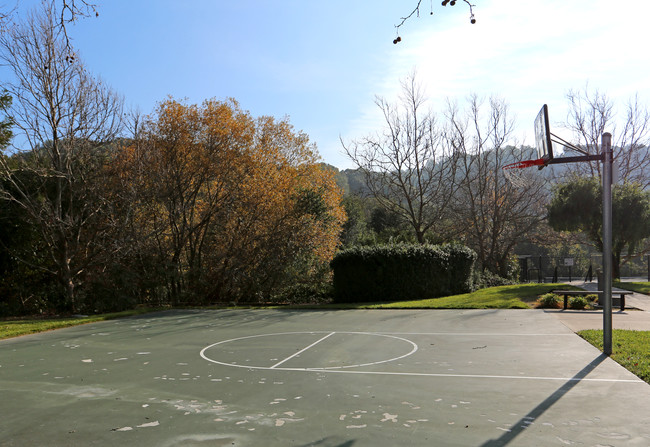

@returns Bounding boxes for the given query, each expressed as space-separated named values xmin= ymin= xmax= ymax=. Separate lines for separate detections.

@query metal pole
xmin=602 ymin=133 xmax=613 ymax=356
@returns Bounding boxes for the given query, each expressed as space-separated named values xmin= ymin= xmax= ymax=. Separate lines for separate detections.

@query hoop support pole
xmin=602 ymin=133 xmax=613 ymax=356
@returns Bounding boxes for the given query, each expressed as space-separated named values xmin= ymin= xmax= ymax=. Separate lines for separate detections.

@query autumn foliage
xmin=114 ymin=98 xmax=345 ymax=305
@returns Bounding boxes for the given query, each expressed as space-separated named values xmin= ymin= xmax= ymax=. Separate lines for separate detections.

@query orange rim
xmin=502 ymin=159 xmax=546 ymax=170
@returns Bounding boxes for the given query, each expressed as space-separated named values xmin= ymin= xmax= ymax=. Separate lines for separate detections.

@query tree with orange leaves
xmin=116 ymin=98 xmax=345 ymax=304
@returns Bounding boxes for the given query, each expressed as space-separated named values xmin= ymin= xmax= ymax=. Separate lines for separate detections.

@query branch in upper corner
xmin=394 ymin=0 xmax=477 ymax=44
xmin=58 ymin=0 xmax=99 ymax=49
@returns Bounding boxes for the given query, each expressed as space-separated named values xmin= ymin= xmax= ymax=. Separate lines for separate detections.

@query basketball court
xmin=2 ymin=308 xmax=650 ymax=446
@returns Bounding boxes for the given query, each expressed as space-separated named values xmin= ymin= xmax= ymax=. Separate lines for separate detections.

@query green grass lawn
xmin=0 ymin=283 xmax=569 ymax=340
xmin=579 ymin=329 xmax=650 ymax=384
xmin=0 ymin=308 xmax=161 ymax=341
xmin=314 ymin=283 xmax=569 ymax=310
xmin=615 ymin=281 xmax=650 ymax=295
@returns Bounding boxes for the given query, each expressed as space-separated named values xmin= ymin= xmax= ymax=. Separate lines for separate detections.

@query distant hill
xmin=320 ymin=163 xmax=369 ymax=196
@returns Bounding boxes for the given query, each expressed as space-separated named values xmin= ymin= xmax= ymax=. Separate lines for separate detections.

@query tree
xmin=0 ymin=4 xmax=123 ymax=311
xmin=548 ymin=177 xmax=650 ymax=279
xmin=446 ymin=96 xmax=547 ymax=277
xmin=0 ymin=92 xmax=10 ymax=148
xmin=559 ymin=87 xmax=650 ymax=188
xmin=342 ymin=73 xmax=458 ymax=244
xmin=117 ymin=98 xmax=345 ymax=304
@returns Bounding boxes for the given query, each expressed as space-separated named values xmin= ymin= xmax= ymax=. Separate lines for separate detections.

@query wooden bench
xmin=552 ymin=290 xmax=633 ymax=311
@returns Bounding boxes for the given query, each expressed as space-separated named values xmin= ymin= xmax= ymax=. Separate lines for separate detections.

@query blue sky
xmin=9 ymin=0 xmax=650 ymax=168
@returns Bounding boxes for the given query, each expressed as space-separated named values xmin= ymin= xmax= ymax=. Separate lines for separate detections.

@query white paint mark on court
xmin=81 ymin=359 xmax=92 ymax=363
xmin=381 ymin=413 xmax=398 ymax=423
xmin=137 ymin=421 xmax=159 ymax=428
xmin=597 ymin=432 xmax=632 ymax=440
xmin=346 ymin=424 xmax=367 ymax=429
xmin=114 ymin=426 xmax=133 ymax=432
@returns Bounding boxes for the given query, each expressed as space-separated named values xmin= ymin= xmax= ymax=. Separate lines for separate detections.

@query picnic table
xmin=552 ymin=289 xmax=633 ymax=311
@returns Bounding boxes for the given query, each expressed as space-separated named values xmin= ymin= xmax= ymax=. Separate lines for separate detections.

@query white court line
xmin=380 ymin=332 xmax=576 ymax=337
xmin=273 ymin=368 xmax=645 ymax=384
xmin=200 ymin=331 xmax=419 ymax=371
xmin=270 ymin=332 xmax=336 ymax=369
xmin=199 ymin=331 xmax=642 ymax=384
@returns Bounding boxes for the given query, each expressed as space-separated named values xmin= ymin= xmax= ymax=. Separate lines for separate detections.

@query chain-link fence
xmin=517 ymin=255 xmax=650 ymax=283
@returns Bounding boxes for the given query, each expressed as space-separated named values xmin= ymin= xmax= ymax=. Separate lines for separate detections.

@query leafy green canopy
xmin=547 ymin=177 xmax=650 ymax=276
xmin=0 ymin=92 xmax=11 ymax=150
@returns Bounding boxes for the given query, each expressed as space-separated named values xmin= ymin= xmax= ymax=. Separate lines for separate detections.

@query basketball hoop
xmin=502 ymin=158 xmax=546 ymax=188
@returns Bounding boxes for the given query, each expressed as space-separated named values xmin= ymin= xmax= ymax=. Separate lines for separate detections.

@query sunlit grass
xmin=579 ymin=329 xmax=650 ymax=384
xmin=0 ymin=309 xmax=161 ymax=340
xmin=615 ymin=281 xmax=650 ymax=295
xmin=2 ymin=283 xmax=575 ymax=339
xmin=312 ymin=283 xmax=569 ymax=309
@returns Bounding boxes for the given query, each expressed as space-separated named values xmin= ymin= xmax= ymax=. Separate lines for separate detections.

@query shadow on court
xmin=480 ymin=354 xmax=607 ymax=447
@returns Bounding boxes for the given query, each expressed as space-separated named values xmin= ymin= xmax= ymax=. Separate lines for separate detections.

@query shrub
xmin=330 ymin=243 xmax=476 ymax=303
xmin=537 ymin=293 xmax=561 ymax=308
xmin=474 ymin=270 xmax=517 ymax=290
xmin=271 ymin=282 xmax=333 ymax=305
xmin=569 ymin=296 xmax=589 ymax=310
xmin=585 ymin=294 xmax=599 ymax=303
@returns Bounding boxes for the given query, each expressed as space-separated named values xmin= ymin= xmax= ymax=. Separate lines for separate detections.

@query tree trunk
xmin=613 ymin=252 xmax=621 ymax=280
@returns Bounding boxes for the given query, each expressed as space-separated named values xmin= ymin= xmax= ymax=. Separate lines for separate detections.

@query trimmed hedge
xmin=330 ymin=243 xmax=476 ymax=303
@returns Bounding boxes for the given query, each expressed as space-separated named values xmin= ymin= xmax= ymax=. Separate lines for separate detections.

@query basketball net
xmin=502 ymin=158 xmax=546 ymax=188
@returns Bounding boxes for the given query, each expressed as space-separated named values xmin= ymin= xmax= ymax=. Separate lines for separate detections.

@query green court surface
xmin=1 ymin=309 xmax=650 ymax=446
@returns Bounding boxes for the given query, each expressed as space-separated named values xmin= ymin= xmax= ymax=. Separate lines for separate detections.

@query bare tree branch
xmin=58 ymin=0 xmax=98 ymax=48
xmin=342 ymin=72 xmax=459 ymax=243
xmin=447 ymin=95 xmax=547 ymax=275
xmin=394 ymin=0 xmax=477 ymax=44
xmin=0 ymin=2 xmax=123 ymax=311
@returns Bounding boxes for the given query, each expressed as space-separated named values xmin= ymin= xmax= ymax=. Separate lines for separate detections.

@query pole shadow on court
xmin=479 ymin=353 xmax=608 ymax=446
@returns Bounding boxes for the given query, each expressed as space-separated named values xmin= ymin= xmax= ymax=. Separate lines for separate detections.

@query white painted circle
xmin=200 ymin=331 xmax=418 ymax=371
